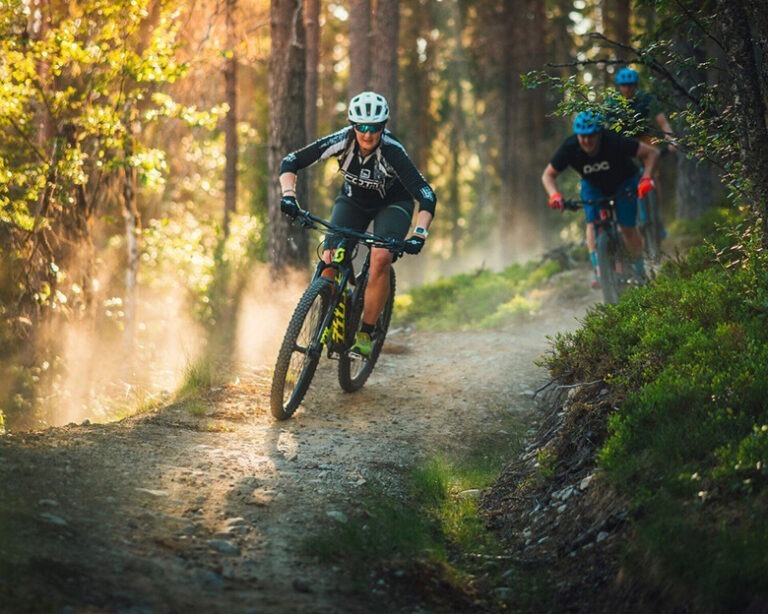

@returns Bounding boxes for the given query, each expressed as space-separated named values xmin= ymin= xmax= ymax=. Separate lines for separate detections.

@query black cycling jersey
xmin=550 ymin=130 xmax=640 ymax=195
xmin=605 ymin=90 xmax=661 ymax=137
xmin=280 ymin=126 xmax=437 ymax=215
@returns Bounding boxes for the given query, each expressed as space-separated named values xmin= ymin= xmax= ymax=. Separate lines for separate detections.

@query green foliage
xmin=394 ymin=259 xmax=563 ymax=330
xmin=0 ymin=0 xmax=244 ymax=428
xmin=545 ymin=220 xmax=768 ymax=609
xmin=667 ymin=205 xmax=743 ymax=240
xmin=140 ymin=209 xmax=263 ymax=327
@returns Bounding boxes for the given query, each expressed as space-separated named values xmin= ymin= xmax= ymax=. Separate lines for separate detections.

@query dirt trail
xmin=0 ymin=270 xmax=595 ymax=613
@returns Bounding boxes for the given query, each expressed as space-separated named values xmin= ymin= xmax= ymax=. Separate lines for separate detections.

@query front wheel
xmin=270 ymin=278 xmax=334 ymax=420
xmin=338 ymin=267 xmax=396 ymax=392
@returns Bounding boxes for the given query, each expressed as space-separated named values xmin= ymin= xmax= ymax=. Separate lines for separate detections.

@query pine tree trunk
xmin=714 ymin=1 xmax=768 ymax=243
xmin=268 ymin=0 xmax=308 ymax=272
xmin=372 ymin=0 xmax=399 ymax=129
xmin=348 ymin=0 xmax=371 ymax=97
xmin=304 ymin=0 xmax=319 ymax=142
xmin=123 ymin=129 xmax=141 ymax=368
xmin=223 ymin=0 xmax=238 ymax=238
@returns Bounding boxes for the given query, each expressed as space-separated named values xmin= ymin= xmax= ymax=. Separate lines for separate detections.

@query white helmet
xmin=347 ymin=91 xmax=389 ymax=124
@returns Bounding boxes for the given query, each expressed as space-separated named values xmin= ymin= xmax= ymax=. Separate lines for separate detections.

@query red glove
xmin=548 ymin=192 xmax=564 ymax=211
xmin=638 ymin=176 xmax=654 ymax=198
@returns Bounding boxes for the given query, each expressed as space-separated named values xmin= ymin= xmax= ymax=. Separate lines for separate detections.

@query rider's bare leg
xmin=586 ymin=222 xmax=599 ymax=287
xmin=361 ymin=246 xmax=394 ymax=328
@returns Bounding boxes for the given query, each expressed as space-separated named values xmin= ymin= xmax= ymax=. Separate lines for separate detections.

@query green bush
xmin=545 ymin=220 xmax=768 ymax=610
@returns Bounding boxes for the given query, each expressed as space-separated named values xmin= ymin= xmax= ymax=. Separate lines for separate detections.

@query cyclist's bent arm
xmin=541 ymin=163 xmax=561 ymax=197
xmin=412 ymin=210 xmax=433 ymax=237
xmin=636 ymin=141 xmax=660 ymax=179
xmin=654 ymin=112 xmax=678 ymax=152
xmin=279 ymin=172 xmax=298 ymax=196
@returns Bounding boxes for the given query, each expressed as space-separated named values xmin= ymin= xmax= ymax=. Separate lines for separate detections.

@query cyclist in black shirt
xmin=542 ymin=111 xmax=660 ymax=285
xmin=606 ymin=67 xmax=677 ymax=245
xmin=607 ymin=67 xmax=677 ymax=152
xmin=279 ymin=91 xmax=436 ymax=357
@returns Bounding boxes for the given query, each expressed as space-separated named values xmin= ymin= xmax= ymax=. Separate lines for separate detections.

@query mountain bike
xmin=270 ymin=209 xmax=406 ymax=421
xmin=565 ymin=191 xmax=636 ymax=305
xmin=638 ymin=144 xmax=673 ymax=269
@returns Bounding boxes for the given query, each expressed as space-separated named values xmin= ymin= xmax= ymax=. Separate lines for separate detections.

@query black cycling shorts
xmin=323 ymin=195 xmax=414 ymax=249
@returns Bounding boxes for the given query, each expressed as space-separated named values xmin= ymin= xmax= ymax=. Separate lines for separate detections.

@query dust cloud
xmin=49 ymin=285 xmax=206 ymax=428
xmin=234 ymin=266 xmax=312 ymax=371
xmin=38 ymin=265 xmax=311 ymax=430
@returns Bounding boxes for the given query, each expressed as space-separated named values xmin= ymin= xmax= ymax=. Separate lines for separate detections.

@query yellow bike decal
xmin=332 ymin=247 xmax=346 ymax=264
xmin=330 ymin=300 xmax=345 ymax=344
xmin=328 ymin=247 xmax=346 ymax=344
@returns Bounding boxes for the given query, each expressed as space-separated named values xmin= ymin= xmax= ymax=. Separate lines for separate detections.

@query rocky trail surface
xmin=0 ymin=270 xmax=596 ymax=613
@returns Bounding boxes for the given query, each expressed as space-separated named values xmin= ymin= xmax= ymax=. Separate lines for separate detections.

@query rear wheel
xmin=640 ymin=190 xmax=661 ymax=266
xmin=270 ymin=279 xmax=333 ymax=420
xmin=596 ymin=229 xmax=621 ymax=304
xmin=338 ymin=267 xmax=396 ymax=392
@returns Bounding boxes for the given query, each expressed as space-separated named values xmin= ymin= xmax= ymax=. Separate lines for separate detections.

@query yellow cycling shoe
xmin=349 ymin=332 xmax=372 ymax=358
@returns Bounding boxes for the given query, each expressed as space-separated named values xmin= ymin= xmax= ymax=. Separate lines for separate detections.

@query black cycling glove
xmin=403 ymin=236 xmax=425 ymax=255
xmin=280 ymin=195 xmax=300 ymax=218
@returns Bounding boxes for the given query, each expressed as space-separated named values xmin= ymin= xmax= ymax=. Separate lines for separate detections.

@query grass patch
xmin=185 ymin=400 xmax=209 ymax=417
xmin=301 ymin=418 xmax=551 ymax=611
xmin=394 ymin=259 xmax=564 ymax=330
xmin=178 ymin=356 xmax=221 ymax=397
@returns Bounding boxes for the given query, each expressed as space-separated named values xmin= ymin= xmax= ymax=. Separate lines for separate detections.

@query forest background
xmin=0 ymin=0 xmax=765 ymax=431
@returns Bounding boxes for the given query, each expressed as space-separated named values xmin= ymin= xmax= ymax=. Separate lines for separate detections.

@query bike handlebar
xmin=563 ymin=188 xmax=636 ymax=210
xmin=290 ymin=208 xmax=407 ymax=256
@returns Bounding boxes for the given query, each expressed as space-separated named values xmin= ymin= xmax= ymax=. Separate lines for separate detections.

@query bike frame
xmin=306 ymin=218 xmax=398 ymax=356
xmin=269 ymin=209 xmax=405 ymax=419
xmin=565 ymin=190 xmax=634 ymax=304
xmin=309 ymin=239 xmax=365 ymax=356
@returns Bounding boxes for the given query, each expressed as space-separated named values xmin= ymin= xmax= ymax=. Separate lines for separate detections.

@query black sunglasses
xmin=354 ymin=123 xmax=384 ymax=134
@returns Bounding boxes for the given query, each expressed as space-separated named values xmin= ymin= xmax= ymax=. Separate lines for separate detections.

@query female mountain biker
xmin=542 ymin=111 xmax=660 ymax=286
xmin=278 ymin=91 xmax=437 ymax=357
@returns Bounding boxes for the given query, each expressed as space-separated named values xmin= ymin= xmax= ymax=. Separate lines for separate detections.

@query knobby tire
xmin=270 ymin=278 xmax=334 ymax=420
xmin=338 ymin=268 xmax=396 ymax=392
xmin=639 ymin=190 xmax=661 ymax=266
xmin=596 ymin=229 xmax=621 ymax=304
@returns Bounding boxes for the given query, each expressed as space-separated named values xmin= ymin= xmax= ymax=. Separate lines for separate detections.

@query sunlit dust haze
xmin=44 ymin=264 xmax=312 ymax=429
xmin=50 ymin=278 xmax=206 ymax=428
xmin=234 ymin=266 xmax=312 ymax=372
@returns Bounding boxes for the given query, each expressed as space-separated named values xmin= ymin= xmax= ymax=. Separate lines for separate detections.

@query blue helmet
xmin=615 ymin=67 xmax=639 ymax=85
xmin=573 ymin=111 xmax=603 ymax=135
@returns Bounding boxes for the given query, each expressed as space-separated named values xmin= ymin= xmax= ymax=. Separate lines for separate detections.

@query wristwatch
xmin=413 ymin=226 xmax=429 ymax=238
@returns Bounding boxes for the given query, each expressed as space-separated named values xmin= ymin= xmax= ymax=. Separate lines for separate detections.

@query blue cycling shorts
xmin=580 ymin=174 xmax=639 ymax=227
